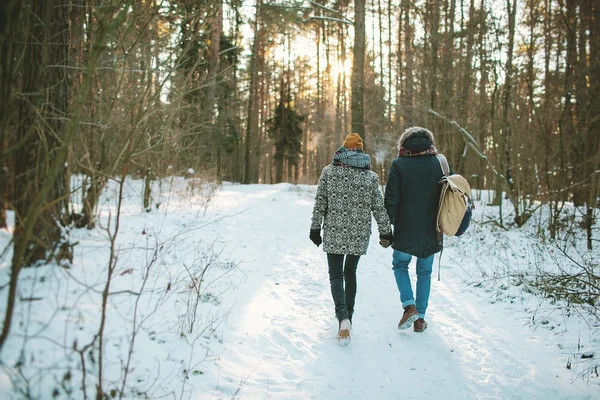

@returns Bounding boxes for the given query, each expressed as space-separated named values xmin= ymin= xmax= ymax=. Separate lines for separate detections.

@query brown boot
xmin=397 ymin=304 xmax=418 ymax=330
xmin=414 ymin=318 xmax=427 ymax=332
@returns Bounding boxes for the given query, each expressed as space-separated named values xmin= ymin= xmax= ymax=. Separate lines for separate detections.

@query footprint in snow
xmin=268 ymin=330 xmax=304 ymax=361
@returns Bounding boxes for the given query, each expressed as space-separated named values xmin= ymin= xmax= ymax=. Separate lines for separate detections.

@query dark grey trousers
xmin=327 ymin=253 xmax=361 ymax=323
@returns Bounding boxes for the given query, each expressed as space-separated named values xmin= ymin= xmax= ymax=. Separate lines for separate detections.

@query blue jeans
xmin=392 ymin=250 xmax=434 ymax=319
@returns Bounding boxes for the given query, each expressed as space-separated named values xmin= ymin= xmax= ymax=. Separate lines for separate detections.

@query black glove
xmin=309 ymin=229 xmax=322 ymax=247
xmin=379 ymin=232 xmax=393 ymax=248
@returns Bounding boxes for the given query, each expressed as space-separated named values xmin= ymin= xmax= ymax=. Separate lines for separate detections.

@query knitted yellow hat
xmin=343 ymin=133 xmax=363 ymax=150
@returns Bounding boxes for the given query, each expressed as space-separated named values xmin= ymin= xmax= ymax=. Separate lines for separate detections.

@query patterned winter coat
xmin=311 ymin=149 xmax=392 ymax=255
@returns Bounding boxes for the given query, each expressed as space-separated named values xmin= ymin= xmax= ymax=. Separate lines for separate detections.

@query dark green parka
xmin=384 ymin=128 xmax=450 ymax=258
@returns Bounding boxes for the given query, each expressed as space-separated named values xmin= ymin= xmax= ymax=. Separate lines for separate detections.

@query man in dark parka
xmin=384 ymin=126 xmax=448 ymax=333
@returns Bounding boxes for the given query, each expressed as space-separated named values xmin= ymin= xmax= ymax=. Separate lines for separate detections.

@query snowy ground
xmin=0 ymin=178 xmax=599 ymax=399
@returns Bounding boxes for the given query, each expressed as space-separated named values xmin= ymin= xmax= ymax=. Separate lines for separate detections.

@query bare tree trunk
xmin=477 ymin=0 xmax=489 ymax=190
xmin=441 ymin=0 xmax=457 ymax=164
xmin=402 ymin=0 xmax=414 ymax=124
xmin=501 ymin=0 xmax=518 ymax=221
xmin=230 ymin=0 xmax=242 ymax=182
xmin=421 ymin=1 xmax=430 ymax=101
xmin=395 ymin=4 xmax=403 ymax=128
xmin=13 ymin=0 xmax=71 ymax=265
xmin=453 ymin=0 xmax=475 ymax=174
xmin=275 ymin=156 xmax=284 ymax=183
xmin=429 ymin=0 xmax=440 ymax=110
xmin=441 ymin=0 xmax=456 ymax=113
xmin=574 ymin=0 xmax=589 ymax=206
xmin=207 ymin=1 xmax=223 ymax=182
xmin=351 ymin=0 xmax=366 ymax=139
xmin=573 ymin=0 xmax=588 ymax=206
xmin=323 ymin=21 xmax=334 ymax=160
xmin=275 ymin=76 xmax=285 ymax=184
xmin=315 ymin=21 xmax=323 ymax=158
xmin=79 ymin=0 xmax=108 ymax=230
xmin=143 ymin=166 xmax=152 ymax=211
xmin=378 ymin=0 xmax=385 ymax=92
xmin=259 ymin=55 xmax=268 ymax=183
xmin=491 ymin=72 xmax=503 ymax=209
xmin=335 ymin=23 xmax=343 ymax=143
xmin=244 ymin=0 xmax=263 ymax=183
xmin=0 ymin=0 xmax=22 ymax=229
xmin=460 ymin=0 xmax=475 ymax=126
xmin=387 ymin=0 xmax=393 ymax=123
xmin=563 ymin=0 xmax=577 ymax=182
xmin=343 ymin=24 xmax=349 ymax=139
xmin=1 ymin=0 xmax=126 ymax=353
xmin=542 ymin=0 xmax=560 ymax=238
xmin=585 ymin=0 xmax=600 ymax=249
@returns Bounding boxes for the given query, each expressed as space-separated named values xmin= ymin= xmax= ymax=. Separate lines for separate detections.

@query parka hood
xmin=397 ymin=126 xmax=435 ymax=150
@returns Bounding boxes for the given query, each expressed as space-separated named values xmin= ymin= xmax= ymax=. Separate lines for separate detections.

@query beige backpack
xmin=436 ymin=154 xmax=472 ymax=236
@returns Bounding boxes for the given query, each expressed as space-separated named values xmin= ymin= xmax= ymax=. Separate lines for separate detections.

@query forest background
xmin=0 ymin=0 xmax=599 ymax=383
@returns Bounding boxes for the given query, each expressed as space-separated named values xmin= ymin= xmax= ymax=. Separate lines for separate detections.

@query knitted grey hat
xmin=397 ymin=126 xmax=435 ymax=150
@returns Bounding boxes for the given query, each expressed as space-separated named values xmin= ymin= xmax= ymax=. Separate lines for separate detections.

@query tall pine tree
xmin=268 ymin=79 xmax=304 ymax=183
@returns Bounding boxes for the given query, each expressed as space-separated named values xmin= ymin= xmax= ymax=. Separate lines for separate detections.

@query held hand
xmin=309 ymin=229 xmax=322 ymax=247
xmin=379 ymin=232 xmax=393 ymax=248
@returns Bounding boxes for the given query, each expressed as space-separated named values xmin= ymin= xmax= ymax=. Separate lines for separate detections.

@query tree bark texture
xmin=14 ymin=0 xmax=71 ymax=264
xmin=351 ymin=0 xmax=366 ymax=139
xmin=0 ymin=0 xmax=23 ymax=229
xmin=244 ymin=0 xmax=263 ymax=183
xmin=402 ymin=0 xmax=414 ymax=125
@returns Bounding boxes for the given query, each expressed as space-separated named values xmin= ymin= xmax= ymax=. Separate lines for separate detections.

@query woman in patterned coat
xmin=310 ymin=133 xmax=393 ymax=345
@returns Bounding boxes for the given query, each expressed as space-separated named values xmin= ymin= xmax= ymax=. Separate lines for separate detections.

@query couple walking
xmin=310 ymin=127 xmax=445 ymax=345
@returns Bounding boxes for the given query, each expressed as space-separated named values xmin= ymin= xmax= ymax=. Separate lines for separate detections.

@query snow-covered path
xmin=203 ymin=184 xmax=594 ymax=399
xmin=1 ymin=182 xmax=597 ymax=399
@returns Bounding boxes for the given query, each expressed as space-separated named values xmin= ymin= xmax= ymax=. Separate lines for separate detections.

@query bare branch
xmin=303 ymin=16 xmax=353 ymax=25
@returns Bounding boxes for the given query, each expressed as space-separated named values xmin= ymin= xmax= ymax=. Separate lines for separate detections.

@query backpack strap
xmin=436 ymin=183 xmax=448 ymax=233
xmin=438 ymin=248 xmax=443 ymax=282
xmin=436 ymin=154 xmax=450 ymax=177
xmin=435 ymin=154 xmax=449 ymax=234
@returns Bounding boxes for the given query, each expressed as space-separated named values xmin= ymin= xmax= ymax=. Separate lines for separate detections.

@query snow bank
xmin=0 ymin=180 xmax=598 ymax=398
